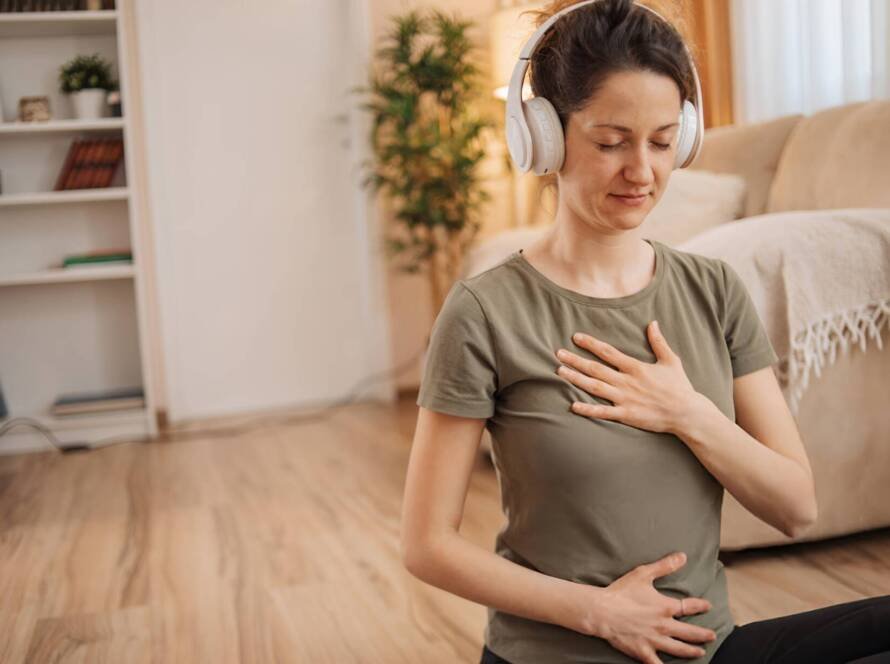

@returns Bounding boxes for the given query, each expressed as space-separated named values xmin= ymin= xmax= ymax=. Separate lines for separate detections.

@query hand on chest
xmin=493 ymin=306 xmax=734 ymax=432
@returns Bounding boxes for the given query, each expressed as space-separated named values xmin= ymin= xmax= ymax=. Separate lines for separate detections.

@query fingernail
xmin=653 ymin=320 xmax=660 ymax=330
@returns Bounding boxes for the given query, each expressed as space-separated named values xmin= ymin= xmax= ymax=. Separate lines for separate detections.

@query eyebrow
xmin=589 ymin=122 xmax=679 ymax=132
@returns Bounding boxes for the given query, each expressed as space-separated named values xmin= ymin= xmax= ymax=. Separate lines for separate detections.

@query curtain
xmin=688 ymin=0 xmax=735 ymax=128
xmin=730 ymin=0 xmax=890 ymax=124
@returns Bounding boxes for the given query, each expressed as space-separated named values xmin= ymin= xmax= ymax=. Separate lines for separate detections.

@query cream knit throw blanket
xmin=679 ymin=208 xmax=890 ymax=415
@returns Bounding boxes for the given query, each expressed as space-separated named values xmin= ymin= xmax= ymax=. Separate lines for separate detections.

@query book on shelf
xmin=0 ymin=1 xmax=116 ymax=11
xmin=51 ymin=386 xmax=144 ymax=417
xmin=61 ymin=248 xmax=133 ymax=268
xmin=53 ymin=137 xmax=124 ymax=191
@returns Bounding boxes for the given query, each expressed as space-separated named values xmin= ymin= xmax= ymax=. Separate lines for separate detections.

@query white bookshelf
xmin=0 ymin=10 xmax=117 ymax=38
xmin=0 ymin=263 xmax=134 ymax=286
xmin=0 ymin=185 xmax=128 ymax=206
xmin=0 ymin=2 xmax=159 ymax=454
xmin=0 ymin=117 xmax=125 ymax=134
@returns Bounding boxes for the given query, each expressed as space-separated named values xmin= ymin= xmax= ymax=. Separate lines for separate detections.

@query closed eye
xmin=597 ymin=141 xmax=672 ymax=152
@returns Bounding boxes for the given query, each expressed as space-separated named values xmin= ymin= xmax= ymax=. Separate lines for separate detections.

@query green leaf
xmin=355 ymin=7 xmax=491 ymax=276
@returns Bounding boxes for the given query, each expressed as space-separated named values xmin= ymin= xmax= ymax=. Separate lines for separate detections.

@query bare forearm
xmin=673 ymin=395 xmax=816 ymax=537
xmin=404 ymin=533 xmax=604 ymax=636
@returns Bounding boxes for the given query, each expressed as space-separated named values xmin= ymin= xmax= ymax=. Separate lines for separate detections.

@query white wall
xmin=134 ymin=0 xmax=392 ymax=422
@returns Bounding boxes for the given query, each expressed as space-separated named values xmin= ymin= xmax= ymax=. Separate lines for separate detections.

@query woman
xmin=400 ymin=1 xmax=890 ymax=662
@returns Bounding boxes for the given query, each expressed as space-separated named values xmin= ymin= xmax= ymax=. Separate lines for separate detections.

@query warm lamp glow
xmin=490 ymin=2 xmax=545 ymax=100
xmin=494 ymin=83 xmax=533 ymax=101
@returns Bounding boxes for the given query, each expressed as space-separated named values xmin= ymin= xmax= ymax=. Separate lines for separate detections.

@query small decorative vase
xmin=71 ymin=88 xmax=107 ymax=119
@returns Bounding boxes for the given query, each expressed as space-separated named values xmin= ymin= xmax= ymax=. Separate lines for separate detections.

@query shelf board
xmin=0 ymin=186 xmax=129 ymax=207
xmin=0 ymin=263 xmax=134 ymax=287
xmin=0 ymin=117 xmax=124 ymax=134
xmin=0 ymin=10 xmax=117 ymax=38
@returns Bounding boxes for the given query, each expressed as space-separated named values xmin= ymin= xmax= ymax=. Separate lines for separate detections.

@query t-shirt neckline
xmin=512 ymin=238 xmax=665 ymax=308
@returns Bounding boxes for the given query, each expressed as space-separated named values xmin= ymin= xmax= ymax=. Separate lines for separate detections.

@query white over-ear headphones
xmin=505 ymin=0 xmax=704 ymax=175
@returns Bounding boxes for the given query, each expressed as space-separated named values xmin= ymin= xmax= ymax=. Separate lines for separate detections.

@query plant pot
xmin=70 ymin=88 xmax=107 ymax=119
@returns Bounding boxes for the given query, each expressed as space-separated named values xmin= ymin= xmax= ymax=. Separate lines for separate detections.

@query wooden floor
xmin=1 ymin=394 xmax=888 ymax=663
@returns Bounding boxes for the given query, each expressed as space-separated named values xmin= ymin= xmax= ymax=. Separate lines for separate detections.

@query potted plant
xmin=58 ymin=53 xmax=114 ymax=120
xmin=353 ymin=9 xmax=495 ymax=318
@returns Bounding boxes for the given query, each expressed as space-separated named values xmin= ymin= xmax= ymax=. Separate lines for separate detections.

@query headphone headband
xmin=505 ymin=0 xmax=704 ymax=174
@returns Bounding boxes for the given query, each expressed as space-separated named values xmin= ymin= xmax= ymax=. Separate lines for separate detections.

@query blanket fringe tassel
xmin=775 ymin=298 xmax=890 ymax=415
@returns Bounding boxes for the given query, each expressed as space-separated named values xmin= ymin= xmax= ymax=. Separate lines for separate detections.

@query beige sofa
xmin=464 ymin=99 xmax=890 ymax=552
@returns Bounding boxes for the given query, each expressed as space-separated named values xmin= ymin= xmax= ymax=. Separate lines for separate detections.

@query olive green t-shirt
xmin=415 ymin=238 xmax=779 ymax=664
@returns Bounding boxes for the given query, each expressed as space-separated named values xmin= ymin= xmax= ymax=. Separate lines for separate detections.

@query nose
xmin=622 ymin=143 xmax=655 ymax=186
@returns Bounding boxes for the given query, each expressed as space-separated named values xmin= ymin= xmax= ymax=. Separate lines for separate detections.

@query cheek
xmin=567 ymin=175 xmax=610 ymax=204
xmin=565 ymin=141 xmax=607 ymax=170
xmin=561 ymin=153 xmax=609 ymax=196
xmin=566 ymin=150 xmax=612 ymax=183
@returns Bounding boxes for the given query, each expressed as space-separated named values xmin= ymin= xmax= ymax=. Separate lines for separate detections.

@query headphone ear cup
xmin=524 ymin=96 xmax=565 ymax=175
xmin=674 ymin=99 xmax=698 ymax=169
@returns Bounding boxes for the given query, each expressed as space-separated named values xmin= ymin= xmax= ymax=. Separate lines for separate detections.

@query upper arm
xmin=719 ymin=259 xmax=779 ymax=378
xmin=732 ymin=367 xmax=814 ymax=483
xmin=402 ymin=280 xmax=498 ymax=568
xmin=721 ymin=259 xmax=816 ymax=526
xmin=400 ymin=407 xmax=486 ymax=569
xmin=721 ymin=258 xmax=814 ymax=486
xmin=415 ymin=281 xmax=498 ymax=419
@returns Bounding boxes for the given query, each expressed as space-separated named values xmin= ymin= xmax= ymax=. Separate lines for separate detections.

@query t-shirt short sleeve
xmin=416 ymin=281 xmax=498 ymax=419
xmin=720 ymin=260 xmax=779 ymax=378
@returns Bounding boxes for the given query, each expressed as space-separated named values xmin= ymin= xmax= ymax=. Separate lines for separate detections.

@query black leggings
xmin=480 ymin=594 xmax=890 ymax=663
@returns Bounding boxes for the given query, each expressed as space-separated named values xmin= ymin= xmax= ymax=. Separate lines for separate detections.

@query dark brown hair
xmin=521 ymin=0 xmax=699 ymax=200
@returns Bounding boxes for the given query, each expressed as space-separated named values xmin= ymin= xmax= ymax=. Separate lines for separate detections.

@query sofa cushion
xmin=639 ymin=168 xmax=747 ymax=247
xmin=767 ymin=100 xmax=890 ymax=212
xmin=689 ymin=113 xmax=803 ymax=218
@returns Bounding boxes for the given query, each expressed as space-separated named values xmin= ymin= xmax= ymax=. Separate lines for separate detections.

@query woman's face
xmin=556 ymin=69 xmax=683 ymax=233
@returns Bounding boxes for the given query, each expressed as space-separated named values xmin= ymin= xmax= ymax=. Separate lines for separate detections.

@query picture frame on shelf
xmin=17 ymin=96 xmax=52 ymax=122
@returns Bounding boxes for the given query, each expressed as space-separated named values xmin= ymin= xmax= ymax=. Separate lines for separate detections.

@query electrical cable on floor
xmin=0 ymin=334 xmax=431 ymax=453
xmin=0 ymin=417 xmax=74 ymax=453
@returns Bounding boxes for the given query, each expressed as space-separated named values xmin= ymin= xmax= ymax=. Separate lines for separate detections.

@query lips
xmin=608 ymin=192 xmax=649 ymax=207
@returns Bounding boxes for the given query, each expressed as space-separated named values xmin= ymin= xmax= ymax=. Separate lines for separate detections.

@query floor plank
xmin=0 ymin=394 xmax=887 ymax=662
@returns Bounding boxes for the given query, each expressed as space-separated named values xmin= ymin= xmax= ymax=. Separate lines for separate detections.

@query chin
xmin=604 ymin=205 xmax=648 ymax=220
xmin=621 ymin=217 xmax=647 ymax=229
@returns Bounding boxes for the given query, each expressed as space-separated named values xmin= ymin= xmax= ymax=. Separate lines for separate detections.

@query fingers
xmin=640 ymin=650 xmax=664 ymax=664
xmin=556 ymin=347 xmax=624 ymax=384
xmin=570 ymin=333 xmax=638 ymax=374
xmin=668 ymin=618 xmax=717 ymax=644
xmin=556 ymin=365 xmax=620 ymax=401
xmin=675 ymin=596 xmax=712 ymax=616
xmin=653 ymin=635 xmax=707 ymax=660
xmin=647 ymin=320 xmax=677 ymax=363
xmin=643 ymin=551 xmax=686 ymax=579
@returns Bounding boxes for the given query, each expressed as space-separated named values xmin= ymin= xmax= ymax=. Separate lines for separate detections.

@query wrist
xmin=669 ymin=390 xmax=717 ymax=438
xmin=563 ymin=581 xmax=611 ymax=637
